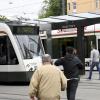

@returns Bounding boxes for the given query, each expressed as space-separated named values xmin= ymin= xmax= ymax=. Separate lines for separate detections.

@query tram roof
xmin=38 ymin=12 xmax=100 ymax=30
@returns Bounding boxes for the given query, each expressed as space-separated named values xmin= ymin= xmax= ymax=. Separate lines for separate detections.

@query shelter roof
xmin=38 ymin=12 xmax=100 ymax=30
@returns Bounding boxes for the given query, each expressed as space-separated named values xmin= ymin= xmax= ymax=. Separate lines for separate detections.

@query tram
xmin=0 ymin=22 xmax=45 ymax=82
xmin=40 ymin=24 xmax=100 ymax=70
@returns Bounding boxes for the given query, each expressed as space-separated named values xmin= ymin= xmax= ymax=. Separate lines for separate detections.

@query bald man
xmin=29 ymin=54 xmax=67 ymax=100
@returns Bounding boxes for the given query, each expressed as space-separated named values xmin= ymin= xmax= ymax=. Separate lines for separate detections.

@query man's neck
xmin=43 ymin=62 xmax=51 ymax=65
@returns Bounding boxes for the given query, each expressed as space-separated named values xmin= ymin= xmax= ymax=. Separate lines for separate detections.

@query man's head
xmin=66 ymin=47 xmax=74 ymax=54
xmin=42 ymin=54 xmax=52 ymax=64
xmin=91 ymin=44 xmax=96 ymax=50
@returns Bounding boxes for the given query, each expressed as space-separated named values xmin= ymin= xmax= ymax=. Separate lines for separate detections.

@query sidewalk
xmin=60 ymin=71 xmax=100 ymax=100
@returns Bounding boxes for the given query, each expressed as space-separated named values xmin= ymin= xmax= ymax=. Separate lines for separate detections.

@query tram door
xmin=52 ymin=37 xmax=76 ymax=59
xmin=98 ymin=39 xmax=100 ymax=53
xmin=62 ymin=41 xmax=74 ymax=56
xmin=60 ymin=38 xmax=76 ymax=57
xmin=96 ymin=36 xmax=100 ymax=53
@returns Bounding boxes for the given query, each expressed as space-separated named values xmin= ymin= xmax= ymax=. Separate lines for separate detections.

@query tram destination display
xmin=12 ymin=26 xmax=39 ymax=35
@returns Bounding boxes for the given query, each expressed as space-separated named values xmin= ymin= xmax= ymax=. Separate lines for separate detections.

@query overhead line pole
xmin=62 ymin=0 xmax=67 ymax=15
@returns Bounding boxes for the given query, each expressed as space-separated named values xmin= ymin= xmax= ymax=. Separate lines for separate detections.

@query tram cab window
xmin=0 ymin=36 xmax=18 ymax=65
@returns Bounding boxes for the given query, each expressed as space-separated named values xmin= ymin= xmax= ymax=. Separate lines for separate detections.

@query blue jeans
xmin=88 ymin=62 xmax=100 ymax=79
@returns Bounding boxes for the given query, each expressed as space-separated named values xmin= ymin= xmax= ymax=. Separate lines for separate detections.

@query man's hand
xmin=30 ymin=96 xmax=35 ymax=100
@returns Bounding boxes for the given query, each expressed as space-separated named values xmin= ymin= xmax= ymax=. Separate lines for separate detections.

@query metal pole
xmin=46 ymin=24 xmax=52 ymax=58
xmin=77 ymin=26 xmax=85 ymax=75
xmin=62 ymin=0 xmax=66 ymax=15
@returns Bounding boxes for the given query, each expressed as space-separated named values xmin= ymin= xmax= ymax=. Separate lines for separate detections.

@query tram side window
xmin=0 ymin=36 xmax=18 ymax=65
xmin=0 ymin=42 xmax=7 ymax=65
xmin=7 ymin=38 xmax=19 ymax=65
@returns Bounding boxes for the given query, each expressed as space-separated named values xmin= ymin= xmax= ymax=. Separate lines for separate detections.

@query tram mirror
xmin=0 ymin=32 xmax=7 ymax=36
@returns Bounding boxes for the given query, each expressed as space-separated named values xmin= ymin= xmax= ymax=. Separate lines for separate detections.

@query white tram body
xmin=0 ymin=22 xmax=44 ymax=82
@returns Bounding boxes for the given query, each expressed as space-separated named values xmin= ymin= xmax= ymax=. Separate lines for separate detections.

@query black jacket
xmin=54 ymin=54 xmax=83 ymax=79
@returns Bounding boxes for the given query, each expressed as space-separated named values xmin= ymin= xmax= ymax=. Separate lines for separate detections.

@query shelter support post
xmin=46 ymin=29 xmax=52 ymax=58
xmin=77 ymin=26 xmax=85 ymax=75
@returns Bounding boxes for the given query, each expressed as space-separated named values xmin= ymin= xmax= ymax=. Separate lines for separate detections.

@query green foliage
xmin=39 ymin=0 xmax=62 ymax=18
xmin=0 ymin=15 xmax=9 ymax=21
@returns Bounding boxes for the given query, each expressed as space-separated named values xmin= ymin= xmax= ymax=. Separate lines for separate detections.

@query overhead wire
xmin=0 ymin=1 xmax=43 ymax=18
xmin=0 ymin=0 xmax=98 ymax=18
xmin=0 ymin=1 xmax=95 ymax=12
xmin=0 ymin=1 xmax=43 ymax=12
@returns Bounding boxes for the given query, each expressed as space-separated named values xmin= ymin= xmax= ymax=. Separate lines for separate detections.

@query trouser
xmin=88 ymin=62 xmax=100 ymax=79
xmin=66 ymin=80 xmax=79 ymax=100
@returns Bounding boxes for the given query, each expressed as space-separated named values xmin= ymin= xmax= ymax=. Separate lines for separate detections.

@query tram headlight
xmin=26 ymin=63 xmax=37 ymax=71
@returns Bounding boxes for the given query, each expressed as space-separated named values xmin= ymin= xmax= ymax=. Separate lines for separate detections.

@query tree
xmin=39 ymin=0 xmax=62 ymax=18
xmin=0 ymin=15 xmax=9 ymax=21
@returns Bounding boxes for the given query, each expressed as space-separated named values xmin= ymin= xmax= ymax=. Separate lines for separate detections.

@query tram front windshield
xmin=14 ymin=34 xmax=44 ymax=59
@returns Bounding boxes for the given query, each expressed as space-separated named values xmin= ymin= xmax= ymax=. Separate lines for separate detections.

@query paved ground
xmin=0 ymin=71 xmax=100 ymax=100
xmin=61 ymin=71 xmax=100 ymax=100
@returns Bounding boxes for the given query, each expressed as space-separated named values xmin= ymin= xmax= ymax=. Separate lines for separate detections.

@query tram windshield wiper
xmin=23 ymin=44 xmax=37 ymax=59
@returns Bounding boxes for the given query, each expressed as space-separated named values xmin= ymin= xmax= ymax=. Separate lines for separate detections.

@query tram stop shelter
xmin=38 ymin=12 xmax=100 ymax=74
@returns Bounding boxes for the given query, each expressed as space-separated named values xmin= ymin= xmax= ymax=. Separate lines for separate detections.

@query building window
xmin=96 ymin=0 xmax=100 ymax=8
xmin=67 ymin=3 xmax=70 ymax=10
xmin=72 ymin=2 xmax=76 ymax=9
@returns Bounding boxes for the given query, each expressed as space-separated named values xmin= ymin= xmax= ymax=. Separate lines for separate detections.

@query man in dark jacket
xmin=54 ymin=47 xmax=83 ymax=100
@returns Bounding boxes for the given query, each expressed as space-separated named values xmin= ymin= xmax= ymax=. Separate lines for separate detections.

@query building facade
xmin=67 ymin=0 xmax=100 ymax=14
